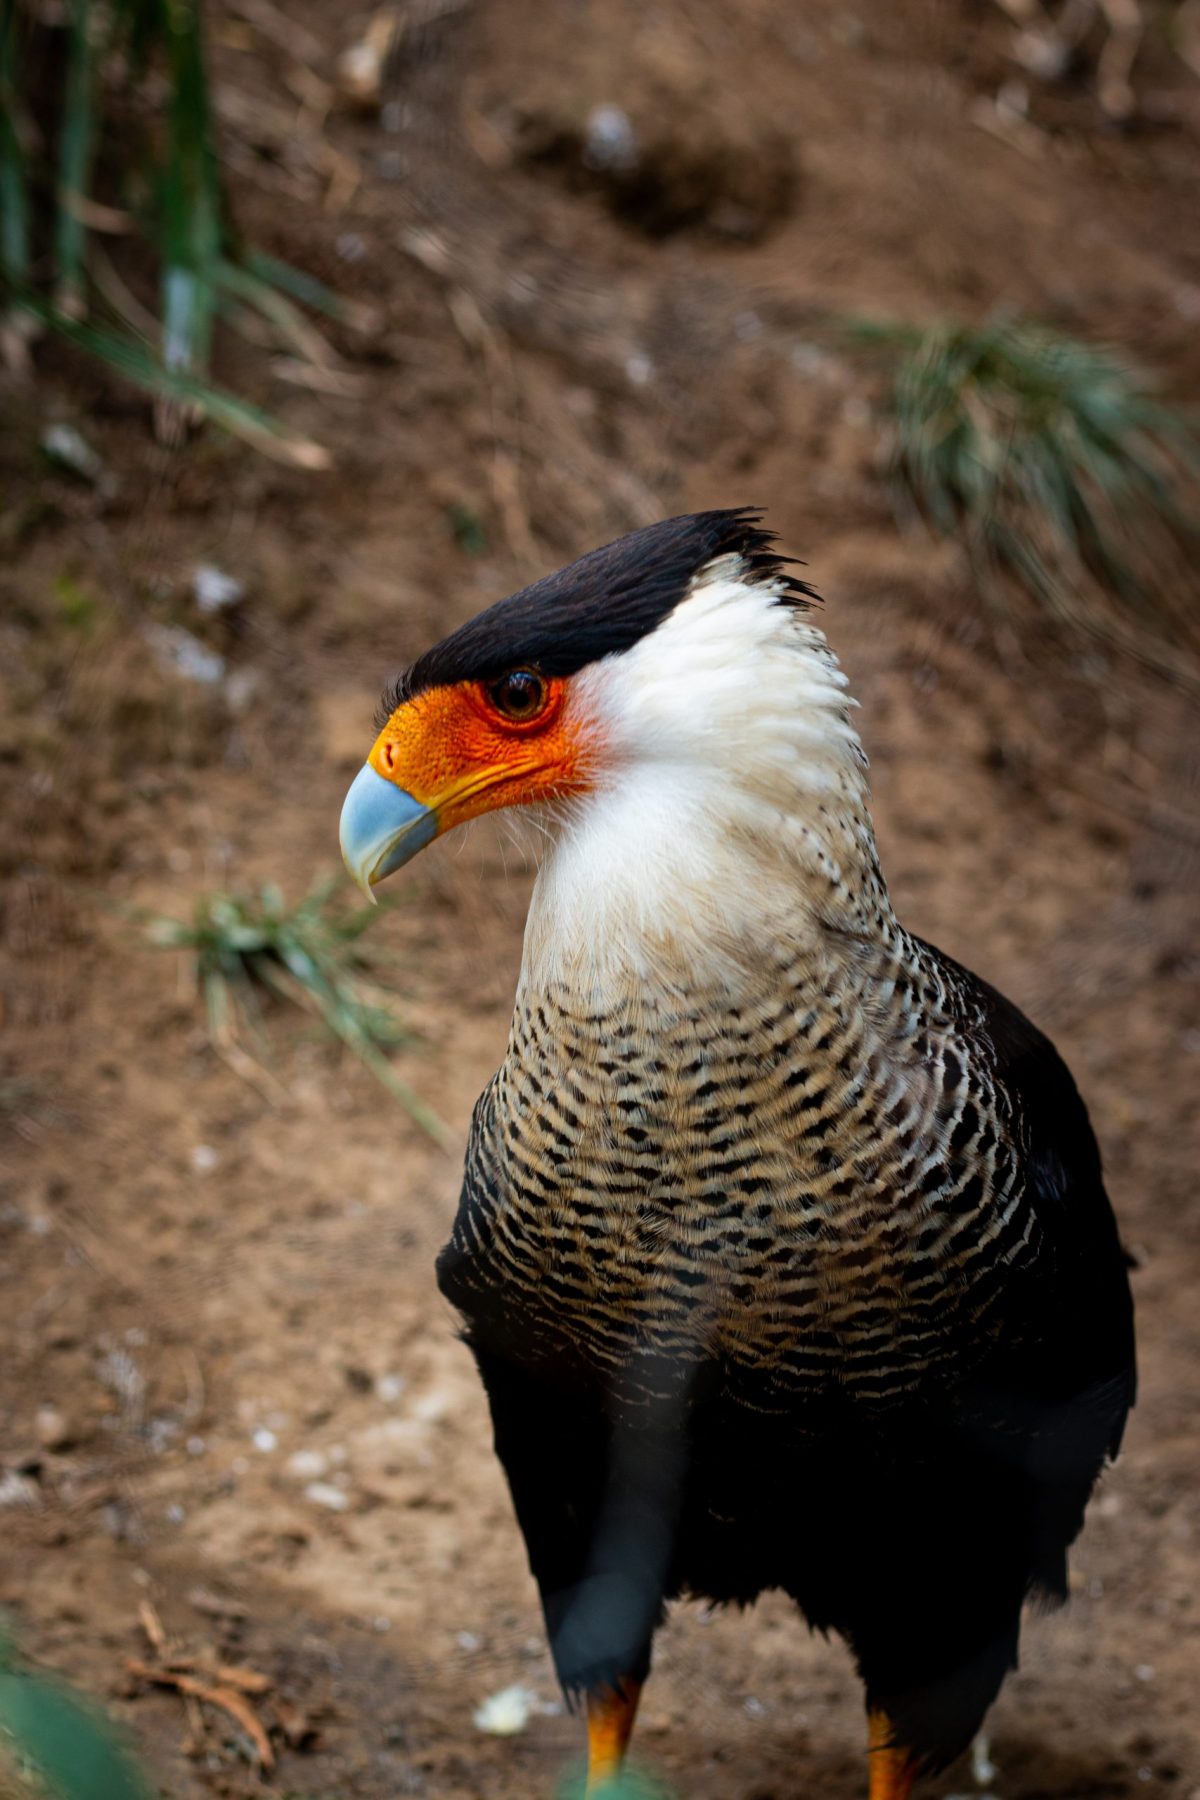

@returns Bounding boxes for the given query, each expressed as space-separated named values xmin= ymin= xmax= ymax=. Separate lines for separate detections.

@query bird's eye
xmin=487 ymin=669 xmax=548 ymax=722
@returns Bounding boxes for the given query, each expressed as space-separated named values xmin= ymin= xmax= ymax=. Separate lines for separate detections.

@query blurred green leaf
xmin=0 ymin=1668 xmax=153 ymax=1800
xmin=557 ymin=1765 xmax=672 ymax=1799
xmin=159 ymin=0 xmax=219 ymax=380
xmin=0 ymin=1 xmax=30 ymax=287
xmin=53 ymin=574 xmax=97 ymax=630
xmin=448 ymin=502 xmax=489 ymax=557
xmin=1 ymin=0 xmax=368 ymax=461
xmin=14 ymin=291 xmax=331 ymax=468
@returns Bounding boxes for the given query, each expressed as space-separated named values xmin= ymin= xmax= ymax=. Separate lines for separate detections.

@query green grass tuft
xmin=850 ymin=314 xmax=1200 ymax=674
xmin=136 ymin=876 xmax=449 ymax=1144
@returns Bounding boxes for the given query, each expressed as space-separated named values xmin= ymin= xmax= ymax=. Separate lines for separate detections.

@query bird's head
xmin=340 ymin=510 xmax=882 ymax=969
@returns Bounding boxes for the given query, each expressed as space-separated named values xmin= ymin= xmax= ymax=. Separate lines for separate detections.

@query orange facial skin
xmin=368 ymin=675 xmax=592 ymax=835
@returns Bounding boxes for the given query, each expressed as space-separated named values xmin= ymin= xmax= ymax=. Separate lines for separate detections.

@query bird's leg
xmin=585 ymin=1679 xmax=642 ymax=1795
xmin=868 ymin=1710 xmax=919 ymax=1800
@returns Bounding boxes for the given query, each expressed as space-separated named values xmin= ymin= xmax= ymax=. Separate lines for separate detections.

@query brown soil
xmin=1 ymin=3 xmax=1198 ymax=1797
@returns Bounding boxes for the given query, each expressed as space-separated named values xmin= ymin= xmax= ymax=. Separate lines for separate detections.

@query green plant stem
xmin=0 ymin=0 xmax=30 ymax=287
xmin=54 ymin=0 xmax=96 ymax=317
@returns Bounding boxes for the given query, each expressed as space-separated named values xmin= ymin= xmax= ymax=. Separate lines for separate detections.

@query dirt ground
xmin=2 ymin=2 xmax=1199 ymax=1796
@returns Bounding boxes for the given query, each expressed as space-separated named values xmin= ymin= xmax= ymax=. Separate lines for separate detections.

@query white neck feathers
xmin=521 ymin=562 xmax=893 ymax=994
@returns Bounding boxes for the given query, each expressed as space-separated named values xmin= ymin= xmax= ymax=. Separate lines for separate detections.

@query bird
xmin=339 ymin=510 xmax=1135 ymax=1798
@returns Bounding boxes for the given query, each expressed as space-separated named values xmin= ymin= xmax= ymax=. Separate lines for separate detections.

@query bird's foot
xmin=868 ymin=1710 xmax=918 ymax=1800
xmin=584 ymin=1679 xmax=643 ymax=1796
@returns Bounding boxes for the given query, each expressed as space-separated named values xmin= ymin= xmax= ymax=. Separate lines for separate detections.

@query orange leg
xmin=868 ymin=1710 xmax=919 ymax=1800
xmin=585 ymin=1680 xmax=643 ymax=1796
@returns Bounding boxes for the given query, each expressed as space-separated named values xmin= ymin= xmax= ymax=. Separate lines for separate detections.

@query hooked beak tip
xmin=339 ymin=763 xmax=437 ymax=894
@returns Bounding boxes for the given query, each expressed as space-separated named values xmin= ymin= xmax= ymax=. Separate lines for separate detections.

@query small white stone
xmin=193 ymin=564 xmax=245 ymax=613
xmin=375 ymin=1374 xmax=405 ymax=1404
xmin=186 ymin=1436 xmax=206 ymax=1457
xmin=145 ymin=623 xmax=225 ymax=686
xmin=287 ymin=1449 xmax=329 ymax=1480
xmin=252 ymin=1427 xmax=277 ymax=1453
xmin=583 ymin=104 xmax=638 ymax=172
xmin=224 ymin=667 xmax=262 ymax=713
xmin=0 ymin=1471 xmax=39 ymax=1509
xmin=305 ymin=1481 xmax=350 ymax=1512
xmin=971 ymin=1733 xmax=997 ymax=1785
xmin=1134 ymin=1663 xmax=1155 ymax=1683
xmin=42 ymin=423 xmax=104 ymax=483
xmin=35 ymin=1405 xmax=71 ymax=1451
xmin=191 ymin=1144 xmax=219 ymax=1174
xmin=473 ymin=1684 xmax=537 ymax=1736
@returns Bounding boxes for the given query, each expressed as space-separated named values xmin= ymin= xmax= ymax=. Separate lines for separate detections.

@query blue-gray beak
xmin=339 ymin=763 xmax=437 ymax=899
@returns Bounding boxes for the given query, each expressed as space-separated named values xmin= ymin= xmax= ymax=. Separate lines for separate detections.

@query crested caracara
xmin=339 ymin=511 xmax=1135 ymax=1798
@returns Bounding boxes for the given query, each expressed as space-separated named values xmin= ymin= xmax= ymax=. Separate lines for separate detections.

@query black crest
xmin=378 ymin=509 xmax=816 ymax=721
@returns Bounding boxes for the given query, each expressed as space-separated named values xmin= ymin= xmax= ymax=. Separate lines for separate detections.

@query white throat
xmin=520 ymin=562 xmax=894 ymax=996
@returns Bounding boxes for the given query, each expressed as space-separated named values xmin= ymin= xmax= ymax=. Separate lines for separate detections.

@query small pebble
xmin=288 ymin=1449 xmax=329 ymax=1480
xmin=473 ymin=1684 xmax=536 ymax=1736
xmin=41 ymin=423 xmax=104 ymax=483
xmin=583 ymin=104 xmax=638 ymax=173
xmin=0 ymin=1471 xmax=39 ymax=1509
xmin=35 ymin=1404 xmax=72 ymax=1451
xmin=971 ymin=1735 xmax=996 ymax=1785
xmin=252 ymin=1427 xmax=277 ymax=1453
xmin=305 ymin=1481 xmax=350 ymax=1512
xmin=193 ymin=564 xmax=244 ymax=614
xmin=144 ymin=623 xmax=225 ymax=686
